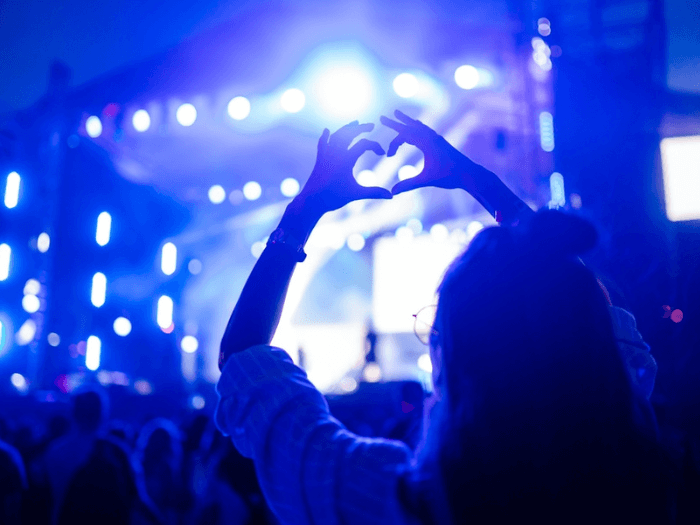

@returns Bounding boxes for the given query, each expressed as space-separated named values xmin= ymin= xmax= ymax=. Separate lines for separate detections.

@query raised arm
xmin=218 ymin=121 xmax=391 ymax=369
xmin=381 ymin=110 xmax=533 ymax=226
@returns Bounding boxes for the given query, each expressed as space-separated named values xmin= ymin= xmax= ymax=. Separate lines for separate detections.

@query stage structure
xmin=1 ymin=1 xmax=562 ymax=398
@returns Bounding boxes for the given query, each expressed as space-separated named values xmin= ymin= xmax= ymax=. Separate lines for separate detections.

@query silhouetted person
xmin=0 ymin=440 xmax=27 ymax=525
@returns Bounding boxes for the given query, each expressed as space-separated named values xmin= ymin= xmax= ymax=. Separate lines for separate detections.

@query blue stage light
xmin=86 ymin=336 xmax=101 ymax=371
xmin=24 ymin=279 xmax=40 ymax=296
xmin=157 ymin=295 xmax=174 ymax=329
xmin=0 ymin=244 xmax=11 ymax=281
xmin=96 ymin=212 xmax=112 ymax=246
xmin=549 ymin=172 xmax=565 ymax=208
xmin=176 ymin=103 xmax=197 ymax=126
xmin=281 ymin=89 xmax=305 ymax=113
xmin=86 ymin=116 xmax=102 ymax=138
xmin=181 ymin=335 xmax=198 ymax=353
xmin=315 ymin=65 xmax=374 ymax=119
xmin=37 ymin=232 xmax=50 ymax=253
xmin=208 ymin=185 xmax=226 ymax=204
xmin=15 ymin=319 xmax=36 ymax=346
xmin=113 ymin=317 xmax=132 ymax=337
xmin=227 ymin=96 xmax=251 ymax=120
xmin=47 ymin=332 xmax=60 ymax=346
xmin=455 ymin=65 xmax=480 ymax=90
xmin=10 ymin=373 xmax=28 ymax=392
xmin=539 ymin=111 xmax=555 ymax=152
xmin=161 ymin=242 xmax=177 ymax=276
xmin=280 ymin=178 xmax=300 ymax=198
xmin=132 ymin=109 xmax=151 ymax=132
xmin=91 ymin=272 xmax=107 ymax=307
xmin=4 ymin=172 xmax=20 ymax=209
xmin=393 ymin=73 xmax=419 ymax=98
xmin=22 ymin=295 xmax=40 ymax=314
xmin=243 ymin=181 xmax=262 ymax=201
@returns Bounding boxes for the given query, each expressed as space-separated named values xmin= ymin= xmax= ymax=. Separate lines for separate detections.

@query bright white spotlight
xmin=91 ymin=272 xmax=107 ymax=307
xmin=347 ymin=233 xmax=366 ymax=252
xmin=161 ymin=242 xmax=177 ymax=276
xmin=181 ymin=335 xmax=199 ymax=353
xmin=10 ymin=373 xmax=28 ymax=392
xmin=455 ymin=65 xmax=480 ymax=90
xmin=363 ymin=362 xmax=382 ymax=382
xmin=96 ymin=212 xmax=112 ymax=246
xmin=398 ymin=165 xmax=419 ymax=181
xmin=23 ymin=278 xmax=40 ymax=296
xmin=86 ymin=116 xmax=102 ymax=138
xmin=132 ymin=109 xmax=151 ymax=132
xmin=15 ymin=319 xmax=36 ymax=346
xmin=417 ymin=353 xmax=433 ymax=373
xmin=113 ymin=317 xmax=132 ymax=336
xmin=157 ymin=295 xmax=174 ymax=329
xmin=37 ymin=232 xmax=50 ymax=253
xmin=315 ymin=65 xmax=374 ymax=118
xmin=539 ymin=111 xmax=555 ymax=152
xmin=243 ymin=181 xmax=262 ymax=200
xmin=280 ymin=178 xmax=300 ymax=198
xmin=281 ymin=89 xmax=306 ymax=113
xmin=208 ymin=185 xmax=226 ymax=204
xmin=4 ymin=172 xmax=20 ymax=209
xmin=176 ymin=103 xmax=197 ymax=126
xmin=0 ymin=244 xmax=11 ymax=281
xmin=393 ymin=73 xmax=419 ymax=98
xmin=549 ymin=172 xmax=565 ymax=208
xmin=48 ymin=333 xmax=60 ymax=346
xmin=86 ymin=335 xmax=101 ymax=371
xmin=430 ymin=223 xmax=449 ymax=241
xmin=661 ymin=135 xmax=700 ymax=221
xmin=22 ymin=295 xmax=40 ymax=314
xmin=227 ymin=96 xmax=251 ymax=120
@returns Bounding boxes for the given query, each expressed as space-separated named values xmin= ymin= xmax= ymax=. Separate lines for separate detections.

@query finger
xmin=391 ymin=176 xmax=431 ymax=196
xmin=348 ymin=139 xmax=385 ymax=161
xmin=359 ymin=186 xmax=393 ymax=200
xmin=394 ymin=109 xmax=419 ymax=125
xmin=317 ymin=128 xmax=330 ymax=154
xmin=387 ymin=134 xmax=410 ymax=157
xmin=380 ymin=115 xmax=408 ymax=134
xmin=331 ymin=121 xmax=373 ymax=149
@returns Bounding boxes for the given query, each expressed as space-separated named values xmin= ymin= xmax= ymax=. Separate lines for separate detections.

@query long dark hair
xmin=400 ymin=210 xmax=671 ymax=524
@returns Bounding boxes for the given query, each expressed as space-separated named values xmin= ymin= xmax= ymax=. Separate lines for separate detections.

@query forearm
xmin=219 ymin=197 xmax=321 ymax=369
xmin=462 ymin=163 xmax=534 ymax=225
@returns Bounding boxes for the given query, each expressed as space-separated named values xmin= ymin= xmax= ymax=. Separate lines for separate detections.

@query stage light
xmin=37 ymin=232 xmax=50 ymax=253
xmin=161 ymin=242 xmax=177 ymax=276
xmin=86 ymin=116 xmax=102 ymax=138
xmin=91 ymin=273 xmax=107 ymax=307
xmin=227 ymin=96 xmax=251 ymax=120
xmin=96 ymin=212 xmax=112 ymax=246
xmin=406 ymin=218 xmax=423 ymax=235
xmin=24 ymin=278 xmax=40 ymax=296
xmin=10 ymin=373 xmax=28 ymax=392
xmin=430 ymin=223 xmax=449 ymax=241
xmin=15 ymin=319 xmax=36 ymax=346
xmin=347 ymin=233 xmax=366 ymax=252
xmin=181 ymin=335 xmax=198 ymax=353
xmin=190 ymin=394 xmax=205 ymax=409
xmin=315 ymin=65 xmax=373 ymax=119
xmin=539 ymin=112 xmax=555 ymax=152
xmin=395 ymin=226 xmax=414 ymax=242
xmin=661 ymin=135 xmax=700 ymax=221
xmin=363 ymin=363 xmax=382 ymax=382
xmin=281 ymin=88 xmax=305 ymax=113
xmin=188 ymin=259 xmax=202 ymax=275
xmin=86 ymin=335 xmax=101 ymax=371
xmin=132 ymin=109 xmax=151 ymax=132
xmin=466 ymin=221 xmax=484 ymax=240
xmin=0 ymin=244 xmax=11 ymax=281
xmin=243 ymin=181 xmax=262 ymax=200
xmin=157 ymin=295 xmax=173 ymax=329
xmin=134 ymin=379 xmax=152 ymax=395
xmin=356 ymin=170 xmax=376 ymax=187
xmin=570 ymin=193 xmax=582 ymax=209
xmin=113 ymin=317 xmax=132 ymax=337
xmin=208 ymin=185 xmax=226 ymax=204
xmin=280 ymin=178 xmax=300 ymax=198
xmin=538 ymin=18 xmax=551 ymax=36
xmin=229 ymin=189 xmax=244 ymax=205
xmin=393 ymin=73 xmax=419 ymax=98
xmin=22 ymin=295 xmax=40 ymax=314
xmin=4 ymin=172 xmax=20 ymax=209
xmin=417 ymin=353 xmax=432 ymax=373
xmin=251 ymin=241 xmax=265 ymax=259
xmin=176 ymin=103 xmax=197 ymax=126
xmin=48 ymin=333 xmax=60 ymax=346
xmin=455 ymin=65 xmax=480 ymax=90
xmin=549 ymin=172 xmax=565 ymax=208
xmin=339 ymin=377 xmax=358 ymax=393
xmin=398 ymin=165 xmax=419 ymax=181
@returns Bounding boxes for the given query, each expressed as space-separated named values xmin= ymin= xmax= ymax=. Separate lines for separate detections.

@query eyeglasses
xmin=412 ymin=305 xmax=439 ymax=345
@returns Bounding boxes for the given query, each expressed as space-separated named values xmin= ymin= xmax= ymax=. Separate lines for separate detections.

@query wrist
xmin=278 ymin=194 xmax=323 ymax=245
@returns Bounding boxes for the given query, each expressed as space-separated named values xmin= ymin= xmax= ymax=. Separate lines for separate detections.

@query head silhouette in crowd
xmin=401 ymin=210 xmax=670 ymax=524
xmin=72 ymin=385 xmax=109 ymax=434
xmin=0 ymin=440 xmax=27 ymax=525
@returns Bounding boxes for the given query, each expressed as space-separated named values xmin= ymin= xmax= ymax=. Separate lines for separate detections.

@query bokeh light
xmin=454 ymin=65 xmax=480 ymax=90
xmin=37 ymin=232 xmax=50 ymax=253
xmin=48 ymin=333 xmax=60 ymax=346
xmin=227 ymin=96 xmax=251 ymax=120
xmin=22 ymin=295 xmax=40 ymax=314
xmin=176 ymin=103 xmax=197 ymax=126
xmin=281 ymin=89 xmax=306 ymax=113
xmin=4 ymin=172 xmax=20 ymax=209
xmin=393 ymin=73 xmax=419 ymax=98
xmin=132 ymin=109 xmax=151 ymax=132
xmin=315 ymin=65 xmax=374 ymax=118
xmin=113 ymin=317 xmax=132 ymax=336
xmin=243 ymin=181 xmax=262 ymax=201
xmin=347 ymin=233 xmax=366 ymax=252
xmin=280 ymin=178 xmax=300 ymax=198
xmin=86 ymin=116 xmax=102 ymax=138
xmin=181 ymin=335 xmax=199 ymax=353
xmin=208 ymin=185 xmax=226 ymax=204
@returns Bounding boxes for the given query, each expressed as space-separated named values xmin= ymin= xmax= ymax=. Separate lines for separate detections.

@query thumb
xmin=391 ymin=177 xmax=430 ymax=196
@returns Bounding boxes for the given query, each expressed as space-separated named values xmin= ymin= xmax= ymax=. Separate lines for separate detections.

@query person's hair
xmin=71 ymin=385 xmax=108 ymax=432
xmin=400 ymin=210 xmax=671 ymax=524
